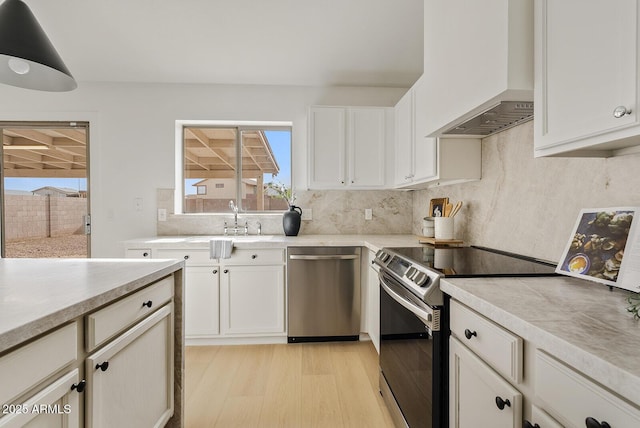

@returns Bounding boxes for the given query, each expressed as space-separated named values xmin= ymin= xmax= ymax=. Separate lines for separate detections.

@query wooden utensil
xmin=444 ymin=203 xmax=453 ymax=217
xmin=450 ymin=201 xmax=463 ymax=217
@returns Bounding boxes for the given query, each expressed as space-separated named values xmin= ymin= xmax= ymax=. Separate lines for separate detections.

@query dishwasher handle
xmin=289 ymin=254 xmax=359 ymax=261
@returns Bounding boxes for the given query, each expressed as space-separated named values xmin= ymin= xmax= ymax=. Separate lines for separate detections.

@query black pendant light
xmin=0 ymin=0 xmax=76 ymax=91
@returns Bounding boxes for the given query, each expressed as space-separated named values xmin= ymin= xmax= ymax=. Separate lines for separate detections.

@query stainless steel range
xmin=374 ymin=245 xmax=557 ymax=428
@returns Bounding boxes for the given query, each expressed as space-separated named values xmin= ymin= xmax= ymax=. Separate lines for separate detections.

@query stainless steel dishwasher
xmin=287 ymin=247 xmax=361 ymax=343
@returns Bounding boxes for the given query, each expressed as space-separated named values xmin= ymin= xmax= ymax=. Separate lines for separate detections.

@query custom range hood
xmin=442 ymin=101 xmax=534 ymax=137
xmin=423 ymin=0 xmax=534 ymax=139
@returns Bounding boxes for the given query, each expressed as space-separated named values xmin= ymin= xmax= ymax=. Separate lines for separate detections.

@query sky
xmin=4 ymin=177 xmax=87 ymax=192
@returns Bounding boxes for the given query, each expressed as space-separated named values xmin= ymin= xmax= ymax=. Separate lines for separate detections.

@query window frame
xmin=175 ymin=120 xmax=293 ymax=215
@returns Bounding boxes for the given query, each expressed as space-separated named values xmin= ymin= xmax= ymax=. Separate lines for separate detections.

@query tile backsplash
xmin=413 ymin=121 xmax=640 ymax=262
xmin=156 ymin=188 xmax=413 ymax=236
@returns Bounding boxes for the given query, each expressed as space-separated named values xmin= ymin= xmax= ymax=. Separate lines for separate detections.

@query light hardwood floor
xmin=185 ymin=341 xmax=395 ymax=427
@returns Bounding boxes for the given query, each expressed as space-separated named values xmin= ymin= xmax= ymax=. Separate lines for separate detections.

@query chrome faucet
xmin=229 ymin=200 xmax=238 ymax=227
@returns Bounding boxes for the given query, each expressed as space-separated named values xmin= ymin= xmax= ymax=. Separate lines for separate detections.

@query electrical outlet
xmin=134 ymin=197 xmax=143 ymax=212
xmin=365 ymin=208 xmax=372 ymax=220
xmin=158 ymin=208 xmax=167 ymax=222
xmin=301 ymin=208 xmax=312 ymax=220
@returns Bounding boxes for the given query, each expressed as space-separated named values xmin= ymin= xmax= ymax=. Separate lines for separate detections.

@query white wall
xmin=0 ymin=82 xmax=405 ymax=257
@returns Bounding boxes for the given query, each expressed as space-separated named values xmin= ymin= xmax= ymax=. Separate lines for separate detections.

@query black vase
xmin=283 ymin=205 xmax=302 ymax=236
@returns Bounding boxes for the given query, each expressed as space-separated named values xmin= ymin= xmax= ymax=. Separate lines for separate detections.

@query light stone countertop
xmin=441 ymin=276 xmax=640 ymax=408
xmin=0 ymin=258 xmax=184 ymax=354
xmin=123 ymin=234 xmax=425 ymax=253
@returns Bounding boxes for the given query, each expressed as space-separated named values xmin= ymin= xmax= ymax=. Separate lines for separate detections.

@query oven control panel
xmin=375 ymin=249 xmax=443 ymax=306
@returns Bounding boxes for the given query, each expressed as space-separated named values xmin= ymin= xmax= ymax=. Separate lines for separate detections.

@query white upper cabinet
xmin=309 ymin=106 xmax=391 ymax=189
xmin=422 ymin=0 xmax=534 ymax=137
xmin=395 ymin=76 xmax=481 ymax=189
xmin=534 ymin=0 xmax=640 ymax=157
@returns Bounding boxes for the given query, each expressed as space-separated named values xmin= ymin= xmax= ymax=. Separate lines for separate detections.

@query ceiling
xmin=26 ymin=0 xmax=424 ymax=88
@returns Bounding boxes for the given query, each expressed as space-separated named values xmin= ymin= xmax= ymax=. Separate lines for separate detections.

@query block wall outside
xmin=4 ymin=195 xmax=87 ymax=240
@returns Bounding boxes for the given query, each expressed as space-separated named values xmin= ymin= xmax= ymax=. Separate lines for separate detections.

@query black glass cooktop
xmin=388 ymin=245 xmax=558 ymax=277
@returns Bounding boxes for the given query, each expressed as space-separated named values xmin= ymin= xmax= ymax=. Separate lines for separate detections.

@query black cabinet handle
xmin=212 ymin=269 xmax=218 ymax=274
xmin=524 ymin=421 xmax=540 ymax=428
xmin=95 ymin=361 xmax=109 ymax=372
xmin=71 ymin=379 xmax=86 ymax=393
xmin=495 ymin=396 xmax=511 ymax=410
xmin=224 ymin=269 xmax=229 ymax=274
xmin=143 ymin=252 xmax=149 ymax=257
xmin=142 ymin=300 xmax=153 ymax=308
xmin=251 ymin=254 xmax=257 ymax=259
xmin=586 ymin=417 xmax=611 ymax=428
xmin=464 ymin=329 xmax=477 ymax=340
xmin=183 ymin=255 xmax=189 ymax=260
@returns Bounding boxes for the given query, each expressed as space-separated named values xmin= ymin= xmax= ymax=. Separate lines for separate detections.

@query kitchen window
xmin=176 ymin=121 xmax=292 ymax=214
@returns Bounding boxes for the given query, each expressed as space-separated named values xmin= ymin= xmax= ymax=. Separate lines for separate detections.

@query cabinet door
xmin=185 ymin=266 xmax=220 ymax=337
xmin=367 ymin=262 xmax=380 ymax=354
xmin=535 ymin=0 xmax=639 ymax=152
xmin=86 ymin=304 xmax=173 ymax=428
xmin=220 ymin=265 xmax=285 ymax=335
xmin=450 ymin=337 xmax=522 ymax=428
xmin=412 ymin=77 xmax=438 ymax=181
xmin=309 ymin=107 xmax=346 ymax=188
xmin=0 ymin=369 xmax=81 ymax=428
xmin=394 ymin=90 xmax=414 ymax=185
xmin=348 ymin=108 xmax=386 ymax=187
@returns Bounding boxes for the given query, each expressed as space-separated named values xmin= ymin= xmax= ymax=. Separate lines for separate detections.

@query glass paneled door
xmin=0 ymin=122 xmax=90 ymax=258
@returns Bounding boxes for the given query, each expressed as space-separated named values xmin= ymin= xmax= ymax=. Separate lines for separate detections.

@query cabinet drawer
xmin=225 ymin=249 xmax=284 ymax=265
xmin=155 ymin=248 xmax=212 ymax=265
xmin=450 ymin=300 xmax=523 ymax=383
xmin=535 ymin=350 xmax=640 ymax=428
xmin=0 ymin=323 xmax=77 ymax=407
xmin=86 ymin=275 xmax=173 ymax=351
xmin=125 ymin=248 xmax=151 ymax=259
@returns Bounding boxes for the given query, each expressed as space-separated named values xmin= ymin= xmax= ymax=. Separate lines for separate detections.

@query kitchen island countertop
xmin=0 ymin=258 xmax=184 ymax=354
xmin=441 ymin=275 xmax=640 ymax=408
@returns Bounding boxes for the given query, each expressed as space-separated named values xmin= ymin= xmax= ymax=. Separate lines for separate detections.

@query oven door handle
xmin=380 ymin=278 xmax=432 ymax=326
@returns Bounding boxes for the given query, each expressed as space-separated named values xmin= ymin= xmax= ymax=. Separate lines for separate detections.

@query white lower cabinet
xmin=220 ymin=265 xmax=285 ymax=335
xmin=535 ymin=350 xmax=640 ymax=428
xmin=0 ymin=369 xmax=82 ymax=428
xmin=450 ymin=337 xmax=523 ymax=428
xmin=147 ymin=247 xmax=286 ymax=342
xmin=184 ymin=266 xmax=220 ymax=337
xmin=86 ymin=304 xmax=174 ymax=428
xmin=366 ymin=250 xmax=380 ymax=353
xmin=525 ymin=404 xmax=562 ymax=428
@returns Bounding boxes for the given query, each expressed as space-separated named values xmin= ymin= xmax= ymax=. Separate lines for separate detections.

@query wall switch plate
xmin=301 ymin=208 xmax=312 ymax=220
xmin=158 ymin=208 xmax=167 ymax=221
xmin=134 ymin=197 xmax=143 ymax=212
xmin=365 ymin=208 xmax=373 ymax=220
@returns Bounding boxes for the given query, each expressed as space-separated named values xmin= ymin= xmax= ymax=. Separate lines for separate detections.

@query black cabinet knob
xmin=224 ymin=269 xmax=229 ymax=274
xmin=212 ymin=269 xmax=218 ymax=274
xmin=143 ymin=252 xmax=149 ymax=257
xmin=586 ymin=417 xmax=611 ymax=428
xmin=524 ymin=421 xmax=540 ymax=428
xmin=251 ymin=254 xmax=257 ymax=259
xmin=464 ymin=329 xmax=477 ymax=340
xmin=495 ymin=396 xmax=511 ymax=410
xmin=71 ymin=379 xmax=86 ymax=393
xmin=142 ymin=300 xmax=153 ymax=308
xmin=95 ymin=361 xmax=109 ymax=372
xmin=183 ymin=255 xmax=189 ymax=260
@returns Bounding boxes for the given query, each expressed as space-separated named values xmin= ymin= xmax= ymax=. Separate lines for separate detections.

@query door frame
xmin=0 ymin=114 xmax=95 ymax=258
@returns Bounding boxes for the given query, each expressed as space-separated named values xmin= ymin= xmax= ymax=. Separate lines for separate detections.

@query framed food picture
xmin=556 ymin=207 xmax=640 ymax=292
xmin=429 ymin=198 xmax=448 ymax=218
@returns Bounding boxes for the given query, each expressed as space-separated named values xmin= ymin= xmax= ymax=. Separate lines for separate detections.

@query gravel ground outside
xmin=5 ymin=234 xmax=88 ymax=258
